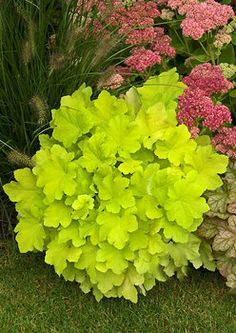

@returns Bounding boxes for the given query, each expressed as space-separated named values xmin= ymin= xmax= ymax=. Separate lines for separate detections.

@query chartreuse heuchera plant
xmin=4 ymin=69 xmax=229 ymax=302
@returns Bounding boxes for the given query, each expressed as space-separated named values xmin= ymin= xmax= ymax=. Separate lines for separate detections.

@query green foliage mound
xmin=198 ymin=160 xmax=236 ymax=291
xmin=4 ymin=69 xmax=228 ymax=302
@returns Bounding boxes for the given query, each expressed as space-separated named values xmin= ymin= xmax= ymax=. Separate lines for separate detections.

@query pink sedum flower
xmin=181 ymin=19 xmax=205 ymax=40
xmin=202 ymin=104 xmax=232 ymax=131
xmin=125 ymin=27 xmax=157 ymax=45
xmin=178 ymin=86 xmax=232 ymax=134
xmin=182 ymin=63 xmax=233 ymax=96
xmin=108 ymin=0 xmax=160 ymax=31
xmin=151 ymin=27 xmax=176 ymax=57
xmin=178 ymin=87 xmax=215 ymax=128
xmin=212 ymin=127 xmax=236 ymax=159
xmin=167 ymin=0 xmax=234 ymax=40
xmin=124 ymin=47 xmax=161 ymax=71
xmin=167 ymin=0 xmax=197 ymax=10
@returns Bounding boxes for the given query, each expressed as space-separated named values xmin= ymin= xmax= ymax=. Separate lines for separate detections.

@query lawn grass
xmin=0 ymin=241 xmax=235 ymax=333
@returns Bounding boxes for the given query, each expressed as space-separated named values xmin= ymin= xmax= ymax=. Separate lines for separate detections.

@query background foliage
xmin=0 ymin=0 xmax=125 ymax=236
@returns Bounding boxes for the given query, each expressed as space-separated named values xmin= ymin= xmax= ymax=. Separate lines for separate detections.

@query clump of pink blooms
xmin=124 ymin=47 xmax=161 ymax=71
xmin=182 ymin=63 xmax=233 ymax=95
xmin=157 ymin=0 xmax=234 ymax=40
xmin=78 ymin=0 xmax=176 ymax=74
xmin=107 ymin=1 xmax=174 ymax=72
xmin=124 ymin=27 xmax=176 ymax=71
xmin=178 ymin=87 xmax=232 ymax=132
xmin=151 ymin=27 xmax=176 ymax=58
xmin=212 ymin=127 xmax=236 ymax=159
xmin=77 ymin=0 xmax=235 ymax=77
xmin=177 ymin=63 xmax=236 ymax=158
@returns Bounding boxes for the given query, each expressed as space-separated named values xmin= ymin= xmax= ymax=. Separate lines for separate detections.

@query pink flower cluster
xmin=107 ymin=0 xmax=161 ymax=48
xmin=212 ymin=127 xmax=236 ymax=159
xmin=182 ymin=63 xmax=233 ymax=95
xmin=108 ymin=1 xmax=160 ymax=35
xmin=124 ymin=27 xmax=175 ymax=71
xmin=161 ymin=0 xmax=234 ymax=40
xmin=80 ymin=0 xmax=175 ymax=73
xmin=126 ymin=27 xmax=157 ymax=45
xmin=151 ymin=27 xmax=176 ymax=58
xmin=177 ymin=63 xmax=233 ymax=134
xmin=124 ymin=47 xmax=161 ymax=72
xmin=177 ymin=63 xmax=236 ymax=158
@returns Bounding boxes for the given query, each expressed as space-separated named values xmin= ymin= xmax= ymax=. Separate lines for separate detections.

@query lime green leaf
xmin=165 ymin=173 xmax=209 ymax=229
xmin=136 ymin=195 xmax=163 ymax=220
xmin=74 ymin=242 xmax=98 ymax=280
xmin=78 ymin=214 xmax=100 ymax=245
xmin=137 ymin=68 xmax=186 ymax=107
xmin=3 ymin=168 xmax=45 ymax=216
xmin=184 ymin=145 xmax=228 ymax=190
xmin=38 ymin=134 xmax=58 ymax=149
xmin=61 ymin=263 xmax=85 ymax=282
xmin=199 ymin=241 xmax=215 ymax=272
xmin=96 ymin=243 xmax=130 ymax=274
xmin=131 ymin=148 xmax=155 ymax=164
xmin=44 ymin=201 xmax=72 ymax=228
xmin=129 ymin=230 xmax=149 ymax=251
xmin=73 ymin=167 xmax=93 ymax=196
xmin=159 ymin=217 xmax=190 ymax=243
xmin=51 ymin=85 xmax=94 ymax=148
xmin=104 ymin=115 xmax=141 ymax=157
xmin=58 ymin=221 xmax=86 ymax=247
xmin=148 ymin=234 xmax=167 ymax=255
xmin=135 ymin=102 xmax=177 ymax=149
xmin=155 ymin=125 xmax=196 ymax=166
xmin=14 ymin=215 xmax=46 ymax=253
xmin=78 ymin=133 xmax=116 ymax=172
xmin=134 ymin=249 xmax=159 ymax=275
xmin=93 ymin=90 xmax=128 ymax=125
xmin=95 ymin=270 xmax=124 ymax=294
xmin=52 ymin=105 xmax=93 ymax=148
xmin=97 ymin=212 xmax=138 ymax=249
xmin=117 ymin=266 xmax=144 ymax=303
xmin=130 ymin=163 xmax=160 ymax=198
xmin=45 ymin=239 xmax=82 ymax=275
xmin=118 ymin=160 xmax=143 ymax=175
xmin=33 ymin=145 xmax=77 ymax=202
xmin=61 ymin=84 xmax=93 ymax=109
xmin=96 ymin=173 xmax=135 ymax=213
xmin=168 ymin=235 xmax=201 ymax=268
xmin=72 ymin=195 xmax=94 ymax=219
xmin=148 ymin=167 xmax=181 ymax=206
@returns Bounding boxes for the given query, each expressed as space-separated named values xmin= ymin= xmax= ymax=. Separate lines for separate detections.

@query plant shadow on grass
xmin=0 ymin=241 xmax=235 ymax=333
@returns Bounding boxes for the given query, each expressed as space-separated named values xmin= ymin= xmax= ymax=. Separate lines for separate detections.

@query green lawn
xmin=0 ymin=241 xmax=235 ymax=333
